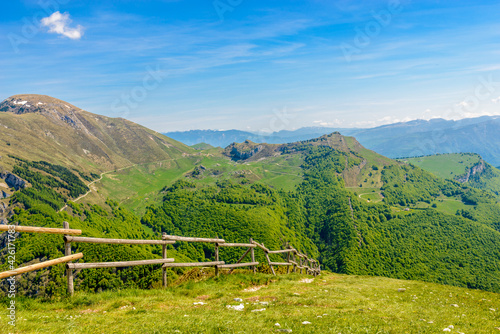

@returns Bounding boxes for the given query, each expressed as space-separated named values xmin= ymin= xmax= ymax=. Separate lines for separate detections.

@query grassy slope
xmin=0 ymin=94 xmax=193 ymax=174
xmin=400 ymin=153 xmax=500 ymax=197
xmin=400 ymin=153 xmax=480 ymax=179
xmin=10 ymin=271 xmax=500 ymax=333
xmin=87 ymin=149 xmax=304 ymax=215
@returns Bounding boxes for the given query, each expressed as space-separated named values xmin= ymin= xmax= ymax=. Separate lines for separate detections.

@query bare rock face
xmin=456 ymin=159 xmax=485 ymax=183
xmin=0 ymin=94 xmax=87 ymax=131
xmin=226 ymin=141 xmax=265 ymax=161
xmin=0 ymin=172 xmax=26 ymax=190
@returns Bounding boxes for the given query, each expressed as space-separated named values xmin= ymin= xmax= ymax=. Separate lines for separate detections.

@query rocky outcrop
xmin=456 ymin=159 xmax=485 ymax=183
xmin=0 ymin=95 xmax=88 ymax=131
xmin=0 ymin=190 xmax=10 ymax=199
xmin=228 ymin=143 xmax=264 ymax=161
xmin=0 ymin=172 xmax=26 ymax=190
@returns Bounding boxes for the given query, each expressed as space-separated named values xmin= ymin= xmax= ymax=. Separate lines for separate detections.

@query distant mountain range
xmin=165 ymin=116 xmax=500 ymax=166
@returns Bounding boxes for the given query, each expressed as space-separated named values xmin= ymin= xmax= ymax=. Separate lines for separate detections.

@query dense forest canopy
xmin=1 ymin=141 xmax=500 ymax=299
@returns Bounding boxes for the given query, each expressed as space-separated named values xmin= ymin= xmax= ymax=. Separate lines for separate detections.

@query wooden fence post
xmin=263 ymin=242 xmax=276 ymax=276
xmin=63 ymin=221 xmax=74 ymax=296
xmin=162 ymin=243 xmax=167 ymax=287
xmin=250 ymin=238 xmax=256 ymax=274
xmin=286 ymin=242 xmax=291 ymax=274
xmin=215 ymin=242 xmax=219 ymax=277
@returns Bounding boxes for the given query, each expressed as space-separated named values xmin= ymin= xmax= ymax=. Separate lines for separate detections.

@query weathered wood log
xmin=228 ymin=247 xmax=252 ymax=274
xmin=65 ymin=236 xmax=175 ymax=245
xmin=219 ymin=262 xmax=259 ymax=269
xmin=286 ymin=243 xmax=291 ymax=274
xmin=251 ymin=241 xmax=270 ymax=252
xmin=162 ymin=244 xmax=167 ymax=287
xmin=63 ymin=222 xmax=74 ymax=296
xmin=250 ymin=238 xmax=256 ymax=274
xmin=162 ymin=234 xmax=225 ymax=243
xmin=215 ymin=242 xmax=220 ymax=277
xmin=269 ymin=262 xmax=293 ymax=266
xmin=162 ymin=261 xmax=224 ymax=268
xmin=0 ymin=225 xmax=82 ymax=235
xmin=0 ymin=253 xmax=83 ymax=279
xmin=67 ymin=258 xmax=174 ymax=269
xmin=263 ymin=243 xmax=276 ymax=276
xmin=268 ymin=249 xmax=296 ymax=254
xmin=219 ymin=243 xmax=256 ymax=248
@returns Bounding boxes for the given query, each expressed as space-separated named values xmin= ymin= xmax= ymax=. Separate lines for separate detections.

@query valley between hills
xmin=0 ymin=94 xmax=499 ymax=333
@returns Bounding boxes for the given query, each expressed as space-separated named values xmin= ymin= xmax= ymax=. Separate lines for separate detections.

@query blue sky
xmin=1 ymin=0 xmax=500 ymax=132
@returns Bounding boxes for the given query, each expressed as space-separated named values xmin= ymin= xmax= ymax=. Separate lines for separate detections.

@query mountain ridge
xmin=0 ymin=94 xmax=193 ymax=173
xmin=165 ymin=116 xmax=500 ymax=165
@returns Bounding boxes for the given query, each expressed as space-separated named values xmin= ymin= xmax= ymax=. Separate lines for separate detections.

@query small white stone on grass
xmin=489 ymin=308 xmax=496 ymax=312
xmin=451 ymin=304 xmax=459 ymax=307
xmin=302 ymin=321 xmax=312 ymax=325
xmin=275 ymin=323 xmax=280 ymax=327
xmin=226 ymin=304 xmax=244 ymax=311
xmin=443 ymin=329 xmax=451 ymax=332
xmin=251 ymin=308 xmax=266 ymax=312
xmin=234 ymin=298 xmax=243 ymax=302
xmin=300 ymin=278 xmax=314 ymax=283
xmin=448 ymin=325 xmax=454 ymax=329
xmin=398 ymin=288 xmax=406 ymax=292
xmin=193 ymin=302 xmax=206 ymax=305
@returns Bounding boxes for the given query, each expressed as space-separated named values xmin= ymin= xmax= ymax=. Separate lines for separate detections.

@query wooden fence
xmin=0 ymin=222 xmax=321 ymax=296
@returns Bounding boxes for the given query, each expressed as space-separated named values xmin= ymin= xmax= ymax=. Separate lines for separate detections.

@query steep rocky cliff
xmin=456 ymin=159 xmax=486 ymax=183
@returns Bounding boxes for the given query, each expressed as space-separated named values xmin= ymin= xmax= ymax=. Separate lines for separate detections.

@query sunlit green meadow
xmin=5 ymin=271 xmax=499 ymax=333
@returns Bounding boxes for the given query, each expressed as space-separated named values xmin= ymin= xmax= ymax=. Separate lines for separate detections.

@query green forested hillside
xmin=401 ymin=153 xmax=500 ymax=198
xmin=2 ymin=134 xmax=500 ymax=298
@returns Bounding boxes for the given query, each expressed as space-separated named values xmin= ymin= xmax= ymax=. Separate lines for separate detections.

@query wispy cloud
xmin=41 ymin=11 xmax=84 ymax=40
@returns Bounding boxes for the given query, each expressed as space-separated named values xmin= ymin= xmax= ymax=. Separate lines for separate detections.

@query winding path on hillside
xmin=59 ymin=164 xmax=138 ymax=212
xmin=58 ymin=154 xmax=203 ymax=212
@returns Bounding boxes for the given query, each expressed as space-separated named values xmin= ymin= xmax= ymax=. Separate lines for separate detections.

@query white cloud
xmin=313 ymin=119 xmax=342 ymax=127
xmin=41 ymin=11 xmax=84 ymax=40
xmin=492 ymin=96 xmax=500 ymax=103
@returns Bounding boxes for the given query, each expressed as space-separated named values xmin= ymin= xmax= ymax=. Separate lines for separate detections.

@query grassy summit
xmin=8 ymin=271 xmax=500 ymax=333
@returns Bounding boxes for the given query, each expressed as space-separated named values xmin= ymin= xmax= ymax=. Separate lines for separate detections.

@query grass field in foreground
xmin=5 ymin=271 xmax=499 ymax=333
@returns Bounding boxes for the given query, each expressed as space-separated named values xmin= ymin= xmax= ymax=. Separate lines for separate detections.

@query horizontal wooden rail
xmin=162 ymin=261 xmax=224 ymax=268
xmin=65 ymin=236 xmax=175 ymax=245
xmin=251 ymin=241 xmax=270 ymax=252
xmin=269 ymin=262 xmax=293 ymax=266
xmin=219 ymin=243 xmax=255 ymax=248
xmin=268 ymin=249 xmax=296 ymax=254
xmin=219 ymin=262 xmax=259 ymax=269
xmin=0 ymin=225 xmax=82 ymax=235
xmin=162 ymin=234 xmax=225 ymax=243
xmin=0 ymin=253 xmax=83 ymax=279
xmin=67 ymin=258 xmax=175 ymax=269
